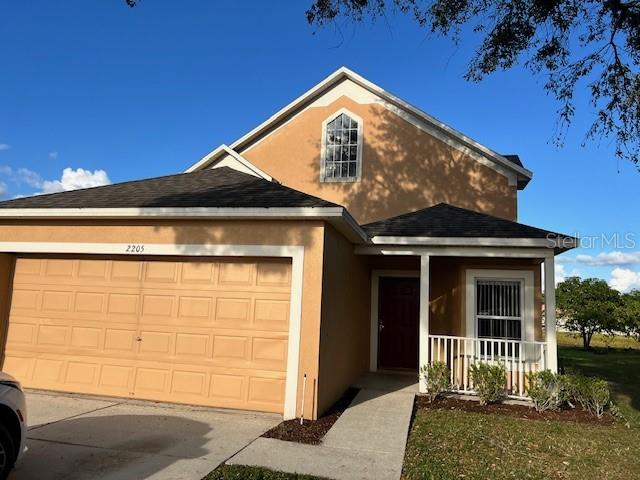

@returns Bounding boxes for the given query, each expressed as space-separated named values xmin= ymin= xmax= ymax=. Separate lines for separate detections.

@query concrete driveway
xmin=10 ymin=391 xmax=280 ymax=480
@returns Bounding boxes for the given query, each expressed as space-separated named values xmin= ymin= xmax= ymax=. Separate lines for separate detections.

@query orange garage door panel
xmin=3 ymin=256 xmax=291 ymax=413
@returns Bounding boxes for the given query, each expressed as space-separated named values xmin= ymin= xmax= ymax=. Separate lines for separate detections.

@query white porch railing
xmin=427 ymin=334 xmax=548 ymax=398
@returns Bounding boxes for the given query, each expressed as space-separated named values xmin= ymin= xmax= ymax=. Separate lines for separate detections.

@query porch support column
xmin=544 ymin=256 xmax=558 ymax=372
xmin=419 ymin=254 xmax=430 ymax=393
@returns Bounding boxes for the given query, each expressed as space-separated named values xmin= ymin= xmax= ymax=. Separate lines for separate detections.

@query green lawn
xmin=206 ymin=334 xmax=640 ymax=480
xmin=558 ymin=332 xmax=640 ymax=423
xmin=557 ymin=331 xmax=639 ymax=350
xmin=204 ymin=465 xmax=325 ymax=480
xmin=402 ymin=333 xmax=640 ymax=480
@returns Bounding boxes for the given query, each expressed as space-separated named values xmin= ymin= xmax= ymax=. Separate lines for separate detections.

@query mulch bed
xmin=415 ymin=395 xmax=616 ymax=425
xmin=262 ymin=387 xmax=360 ymax=445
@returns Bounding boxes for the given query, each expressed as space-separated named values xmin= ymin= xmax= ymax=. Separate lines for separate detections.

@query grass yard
xmin=206 ymin=333 xmax=640 ymax=480
xmin=204 ymin=465 xmax=325 ymax=480
xmin=557 ymin=331 xmax=639 ymax=350
xmin=402 ymin=333 xmax=640 ymax=480
xmin=558 ymin=332 xmax=640 ymax=423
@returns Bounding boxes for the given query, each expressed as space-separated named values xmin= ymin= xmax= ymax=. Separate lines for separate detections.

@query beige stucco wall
xmin=317 ymin=225 xmax=370 ymax=416
xmin=240 ymin=96 xmax=518 ymax=223
xmin=430 ymin=257 xmax=464 ymax=337
xmin=363 ymin=256 xmax=543 ymax=347
xmin=0 ymin=219 xmax=326 ymax=419
xmin=431 ymin=257 xmax=544 ymax=341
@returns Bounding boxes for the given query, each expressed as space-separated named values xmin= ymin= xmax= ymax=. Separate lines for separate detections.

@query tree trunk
xmin=583 ymin=331 xmax=593 ymax=350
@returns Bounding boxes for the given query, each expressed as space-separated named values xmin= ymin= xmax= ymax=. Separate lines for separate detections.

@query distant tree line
xmin=556 ymin=276 xmax=640 ymax=349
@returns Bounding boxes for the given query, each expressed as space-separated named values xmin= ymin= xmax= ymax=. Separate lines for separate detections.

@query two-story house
xmin=0 ymin=68 xmax=575 ymax=420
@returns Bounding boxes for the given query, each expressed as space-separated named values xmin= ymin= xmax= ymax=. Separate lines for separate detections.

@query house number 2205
xmin=125 ymin=244 xmax=145 ymax=253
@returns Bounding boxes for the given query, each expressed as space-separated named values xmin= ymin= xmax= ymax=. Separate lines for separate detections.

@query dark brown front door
xmin=378 ymin=277 xmax=419 ymax=370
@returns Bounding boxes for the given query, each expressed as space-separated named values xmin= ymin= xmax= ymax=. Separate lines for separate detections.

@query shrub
xmin=469 ymin=361 xmax=506 ymax=405
xmin=419 ymin=361 xmax=451 ymax=402
xmin=527 ymin=370 xmax=564 ymax=412
xmin=584 ymin=378 xmax=611 ymax=418
xmin=559 ymin=373 xmax=587 ymax=409
xmin=559 ymin=373 xmax=611 ymax=418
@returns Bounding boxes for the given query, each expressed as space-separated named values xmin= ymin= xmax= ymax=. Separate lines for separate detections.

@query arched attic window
xmin=321 ymin=110 xmax=363 ymax=182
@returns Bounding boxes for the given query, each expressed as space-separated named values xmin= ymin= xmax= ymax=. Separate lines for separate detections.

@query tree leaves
xmin=307 ymin=0 xmax=640 ymax=169
xmin=556 ymin=277 xmax=621 ymax=349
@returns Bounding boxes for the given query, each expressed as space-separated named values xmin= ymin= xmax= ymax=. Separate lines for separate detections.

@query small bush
xmin=469 ymin=361 xmax=506 ymax=405
xmin=558 ymin=373 xmax=612 ymax=418
xmin=584 ymin=378 xmax=611 ymax=418
xmin=559 ymin=373 xmax=587 ymax=409
xmin=419 ymin=361 xmax=451 ymax=402
xmin=527 ymin=370 xmax=564 ymax=412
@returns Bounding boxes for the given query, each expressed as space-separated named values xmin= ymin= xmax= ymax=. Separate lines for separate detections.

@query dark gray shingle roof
xmin=361 ymin=203 xmax=570 ymax=240
xmin=0 ymin=167 xmax=338 ymax=209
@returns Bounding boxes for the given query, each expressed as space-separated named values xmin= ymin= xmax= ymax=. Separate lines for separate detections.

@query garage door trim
xmin=0 ymin=242 xmax=303 ymax=420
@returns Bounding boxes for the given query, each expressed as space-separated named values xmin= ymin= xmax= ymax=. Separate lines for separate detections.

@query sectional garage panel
xmin=3 ymin=256 xmax=292 ymax=413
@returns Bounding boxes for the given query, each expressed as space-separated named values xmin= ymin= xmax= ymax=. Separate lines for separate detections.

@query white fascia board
xmin=340 ymin=68 xmax=534 ymax=181
xmin=369 ymin=236 xmax=562 ymax=248
xmin=186 ymin=67 xmax=533 ymax=182
xmin=326 ymin=208 xmax=369 ymax=243
xmin=0 ymin=206 xmax=370 ymax=243
xmin=0 ymin=206 xmax=343 ymax=219
xmin=355 ymin=245 xmax=555 ymax=259
xmin=186 ymin=69 xmax=348 ymax=172
xmin=185 ymin=144 xmax=274 ymax=181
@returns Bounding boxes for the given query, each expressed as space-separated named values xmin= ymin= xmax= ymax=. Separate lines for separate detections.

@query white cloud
xmin=555 ymin=264 xmax=582 ymax=285
xmin=16 ymin=168 xmax=44 ymax=188
xmin=574 ymin=251 xmax=640 ymax=267
xmin=0 ymin=166 xmax=111 ymax=196
xmin=37 ymin=167 xmax=110 ymax=194
xmin=609 ymin=268 xmax=640 ymax=292
xmin=0 ymin=166 xmax=42 ymax=187
xmin=0 ymin=144 xmax=9 ymax=151
xmin=555 ymin=265 xmax=568 ymax=284
xmin=49 ymin=152 xmax=58 ymax=159
xmin=0 ymin=182 xmax=6 ymax=198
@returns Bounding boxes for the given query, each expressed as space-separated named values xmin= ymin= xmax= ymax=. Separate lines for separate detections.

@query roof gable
xmin=187 ymin=67 xmax=533 ymax=189
xmin=186 ymin=144 xmax=273 ymax=180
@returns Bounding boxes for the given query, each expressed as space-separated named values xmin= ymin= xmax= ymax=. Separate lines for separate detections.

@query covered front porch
xmin=361 ymin=251 xmax=560 ymax=399
xmin=355 ymin=203 xmax=576 ymax=400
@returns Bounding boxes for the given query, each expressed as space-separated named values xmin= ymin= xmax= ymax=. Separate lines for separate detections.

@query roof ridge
xmin=0 ymin=167 xmax=266 ymax=206
xmin=435 ymin=202 xmax=565 ymax=236
xmin=187 ymin=67 xmax=532 ymax=184
xmin=0 ymin=165 xmax=347 ymax=211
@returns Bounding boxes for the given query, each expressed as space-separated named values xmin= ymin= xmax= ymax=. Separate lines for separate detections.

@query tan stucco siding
xmin=240 ymin=96 xmax=517 ymax=223
xmin=317 ymin=225 xmax=370 ymax=416
xmin=430 ymin=257 xmax=464 ymax=337
xmin=0 ymin=220 xmax=326 ymax=418
xmin=433 ymin=257 xmax=543 ymax=341
xmin=363 ymin=256 xmax=542 ymax=343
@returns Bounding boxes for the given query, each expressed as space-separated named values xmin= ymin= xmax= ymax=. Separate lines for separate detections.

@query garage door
xmin=3 ymin=256 xmax=292 ymax=413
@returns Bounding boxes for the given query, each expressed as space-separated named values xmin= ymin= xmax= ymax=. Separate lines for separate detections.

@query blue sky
xmin=1 ymin=1 xmax=638 ymax=289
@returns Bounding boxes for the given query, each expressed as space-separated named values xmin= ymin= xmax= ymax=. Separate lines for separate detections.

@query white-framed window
xmin=475 ymin=279 xmax=523 ymax=341
xmin=320 ymin=109 xmax=363 ymax=182
xmin=465 ymin=269 xmax=535 ymax=344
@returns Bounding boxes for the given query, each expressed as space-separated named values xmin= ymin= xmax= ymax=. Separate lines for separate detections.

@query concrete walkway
xmin=229 ymin=373 xmax=417 ymax=480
